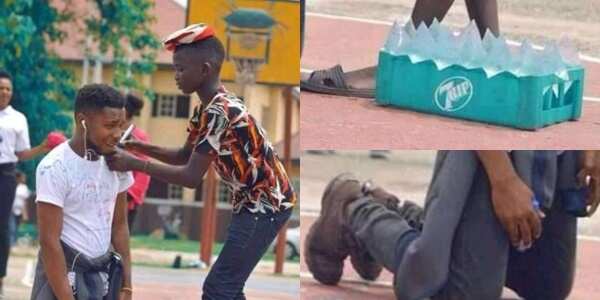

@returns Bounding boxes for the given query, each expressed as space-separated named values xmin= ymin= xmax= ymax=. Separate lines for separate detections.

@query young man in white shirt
xmin=31 ymin=84 xmax=134 ymax=300
xmin=9 ymin=171 xmax=31 ymax=246
xmin=0 ymin=70 xmax=50 ymax=296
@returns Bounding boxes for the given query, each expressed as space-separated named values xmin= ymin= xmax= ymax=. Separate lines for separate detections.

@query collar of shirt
xmin=0 ymin=105 xmax=15 ymax=116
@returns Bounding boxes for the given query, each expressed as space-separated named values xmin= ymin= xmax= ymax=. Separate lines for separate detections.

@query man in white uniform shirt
xmin=31 ymin=84 xmax=134 ymax=300
xmin=0 ymin=70 xmax=50 ymax=297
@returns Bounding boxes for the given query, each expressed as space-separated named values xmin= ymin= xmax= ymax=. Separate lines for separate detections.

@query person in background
xmin=123 ymin=94 xmax=151 ymax=230
xmin=0 ymin=70 xmax=52 ymax=297
xmin=9 ymin=171 xmax=30 ymax=246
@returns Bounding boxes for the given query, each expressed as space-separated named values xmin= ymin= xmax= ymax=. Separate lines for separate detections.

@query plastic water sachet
xmin=458 ymin=21 xmax=486 ymax=69
xmin=381 ymin=19 xmax=582 ymax=79
xmin=558 ymin=35 xmax=581 ymax=67
xmin=383 ymin=20 xmax=404 ymax=54
xmin=482 ymin=35 xmax=512 ymax=78
xmin=409 ymin=22 xmax=436 ymax=63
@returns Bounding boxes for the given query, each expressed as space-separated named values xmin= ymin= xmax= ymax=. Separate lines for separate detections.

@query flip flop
xmin=300 ymin=65 xmax=375 ymax=98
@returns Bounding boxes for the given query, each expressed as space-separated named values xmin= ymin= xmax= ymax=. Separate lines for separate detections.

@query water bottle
xmin=516 ymin=196 xmax=541 ymax=252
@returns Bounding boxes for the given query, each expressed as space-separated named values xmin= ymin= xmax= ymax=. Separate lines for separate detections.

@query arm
xmin=15 ymin=143 xmax=48 ymax=161
xmin=37 ymin=202 xmax=75 ymax=300
xmin=578 ymin=150 xmax=600 ymax=216
xmin=476 ymin=151 xmax=542 ymax=249
xmin=111 ymin=192 xmax=132 ymax=300
xmin=22 ymin=201 xmax=29 ymax=221
xmin=123 ymin=139 xmax=194 ymax=165
xmin=106 ymin=148 xmax=215 ymax=188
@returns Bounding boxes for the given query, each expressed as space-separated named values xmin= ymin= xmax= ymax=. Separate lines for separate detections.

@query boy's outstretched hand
xmin=578 ymin=150 xmax=600 ymax=216
xmin=106 ymin=147 xmax=142 ymax=172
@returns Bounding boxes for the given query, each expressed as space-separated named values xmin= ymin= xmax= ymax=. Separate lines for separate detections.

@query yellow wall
xmin=187 ymin=0 xmax=300 ymax=86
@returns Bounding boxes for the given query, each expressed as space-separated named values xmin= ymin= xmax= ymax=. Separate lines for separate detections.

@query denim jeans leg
xmin=202 ymin=208 xmax=292 ymax=300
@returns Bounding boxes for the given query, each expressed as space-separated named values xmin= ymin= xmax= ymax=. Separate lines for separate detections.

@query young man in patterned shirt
xmin=106 ymin=24 xmax=296 ymax=299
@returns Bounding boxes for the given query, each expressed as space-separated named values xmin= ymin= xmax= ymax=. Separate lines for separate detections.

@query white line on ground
xmin=306 ymin=12 xmax=600 ymax=64
xmin=583 ymin=96 xmax=600 ymax=103
xmin=578 ymin=235 xmax=600 ymax=242
xmin=307 ymin=12 xmax=394 ymax=26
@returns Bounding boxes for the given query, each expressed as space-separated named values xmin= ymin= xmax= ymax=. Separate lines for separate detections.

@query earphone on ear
xmin=81 ymin=119 xmax=87 ymax=130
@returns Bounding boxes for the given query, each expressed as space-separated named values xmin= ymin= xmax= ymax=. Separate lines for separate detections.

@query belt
xmin=0 ymin=162 xmax=16 ymax=171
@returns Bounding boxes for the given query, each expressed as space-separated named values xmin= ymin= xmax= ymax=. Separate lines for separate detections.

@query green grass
xmin=130 ymin=235 xmax=221 ymax=254
xmin=130 ymin=235 xmax=299 ymax=263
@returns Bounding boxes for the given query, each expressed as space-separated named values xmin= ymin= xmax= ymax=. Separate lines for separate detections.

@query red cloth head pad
xmin=163 ymin=23 xmax=215 ymax=51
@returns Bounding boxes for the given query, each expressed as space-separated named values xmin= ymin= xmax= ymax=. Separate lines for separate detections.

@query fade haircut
xmin=174 ymin=36 xmax=225 ymax=71
xmin=74 ymin=84 xmax=125 ymax=113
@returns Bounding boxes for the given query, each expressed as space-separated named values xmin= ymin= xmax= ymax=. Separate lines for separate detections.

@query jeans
xmin=202 ymin=206 xmax=292 ymax=300
xmin=348 ymin=151 xmax=577 ymax=300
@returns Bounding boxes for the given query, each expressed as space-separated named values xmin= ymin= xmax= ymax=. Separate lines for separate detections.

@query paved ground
xmin=300 ymin=13 xmax=600 ymax=149
xmin=300 ymin=215 xmax=600 ymax=300
xmin=300 ymin=152 xmax=600 ymax=299
xmin=2 ymin=254 xmax=299 ymax=300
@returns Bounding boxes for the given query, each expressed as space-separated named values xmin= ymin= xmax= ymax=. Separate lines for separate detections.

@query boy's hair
xmin=74 ymin=84 xmax=125 ymax=113
xmin=125 ymin=94 xmax=144 ymax=119
xmin=0 ymin=70 xmax=12 ymax=82
xmin=175 ymin=36 xmax=225 ymax=71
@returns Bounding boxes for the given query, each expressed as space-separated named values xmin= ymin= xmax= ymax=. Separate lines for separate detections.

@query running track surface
xmin=300 ymin=214 xmax=600 ymax=299
xmin=301 ymin=14 xmax=600 ymax=149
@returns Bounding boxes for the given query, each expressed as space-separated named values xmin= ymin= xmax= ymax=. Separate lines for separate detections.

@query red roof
xmin=50 ymin=0 xmax=186 ymax=65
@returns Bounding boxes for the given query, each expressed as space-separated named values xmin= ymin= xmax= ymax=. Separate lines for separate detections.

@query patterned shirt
xmin=187 ymin=88 xmax=296 ymax=213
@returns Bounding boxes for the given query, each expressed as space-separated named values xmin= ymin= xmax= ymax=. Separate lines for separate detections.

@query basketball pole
xmin=200 ymin=167 xmax=218 ymax=266
xmin=274 ymin=85 xmax=293 ymax=274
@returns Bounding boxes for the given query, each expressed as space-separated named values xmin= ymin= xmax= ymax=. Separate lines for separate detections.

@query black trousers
xmin=0 ymin=163 xmax=17 ymax=278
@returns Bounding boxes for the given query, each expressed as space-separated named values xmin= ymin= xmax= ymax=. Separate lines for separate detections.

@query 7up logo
xmin=434 ymin=77 xmax=473 ymax=112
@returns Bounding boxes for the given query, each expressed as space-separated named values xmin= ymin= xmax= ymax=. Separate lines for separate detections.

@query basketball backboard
xmin=187 ymin=0 xmax=300 ymax=86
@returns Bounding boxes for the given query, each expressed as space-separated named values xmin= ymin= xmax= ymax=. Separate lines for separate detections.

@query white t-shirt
xmin=35 ymin=142 xmax=133 ymax=258
xmin=0 ymin=106 xmax=31 ymax=164
xmin=12 ymin=183 xmax=31 ymax=216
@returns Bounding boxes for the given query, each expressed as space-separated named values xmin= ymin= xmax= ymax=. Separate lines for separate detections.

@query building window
xmin=168 ymin=184 xmax=183 ymax=200
xmin=152 ymin=94 xmax=190 ymax=118
xmin=218 ymin=181 xmax=231 ymax=204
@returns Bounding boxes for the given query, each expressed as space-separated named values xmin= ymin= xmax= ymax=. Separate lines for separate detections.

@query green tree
xmin=87 ymin=0 xmax=161 ymax=99
xmin=0 ymin=0 xmax=160 ymax=187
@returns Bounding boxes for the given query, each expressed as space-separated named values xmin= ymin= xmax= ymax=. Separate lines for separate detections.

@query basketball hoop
xmin=233 ymin=57 xmax=263 ymax=86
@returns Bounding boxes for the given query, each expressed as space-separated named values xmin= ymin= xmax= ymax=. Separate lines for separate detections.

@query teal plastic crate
xmin=375 ymin=51 xmax=585 ymax=130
